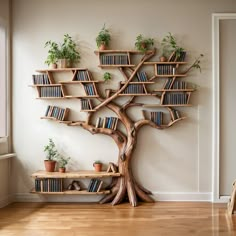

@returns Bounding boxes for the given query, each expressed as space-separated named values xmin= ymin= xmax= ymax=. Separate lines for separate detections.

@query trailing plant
xmin=44 ymin=138 xmax=58 ymax=161
xmin=96 ymin=24 xmax=111 ymax=48
xmin=183 ymin=54 xmax=204 ymax=74
xmin=57 ymin=155 xmax=71 ymax=168
xmin=161 ymin=32 xmax=184 ymax=60
xmin=103 ymin=72 xmax=112 ymax=82
xmin=135 ymin=34 xmax=154 ymax=53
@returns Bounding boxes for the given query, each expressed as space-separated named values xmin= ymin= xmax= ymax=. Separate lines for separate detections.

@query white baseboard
xmin=14 ymin=192 xmax=213 ymax=203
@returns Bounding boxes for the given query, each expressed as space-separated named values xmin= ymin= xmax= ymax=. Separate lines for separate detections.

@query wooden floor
xmin=0 ymin=202 xmax=235 ymax=236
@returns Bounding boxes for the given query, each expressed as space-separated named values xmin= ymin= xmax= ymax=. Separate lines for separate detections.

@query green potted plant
xmin=58 ymin=34 xmax=80 ymax=68
xmin=44 ymin=34 xmax=80 ymax=69
xmin=96 ymin=24 xmax=111 ymax=50
xmin=57 ymin=155 xmax=71 ymax=173
xmin=161 ymin=32 xmax=184 ymax=61
xmin=44 ymin=41 xmax=60 ymax=69
xmin=135 ymin=34 xmax=154 ymax=53
xmin=43 ymin=138 xmax=58 ymax=172
xmin=103 ymin=72 xmax=112 ymax=82
xmin=93 ymin=160 xmax=103 ymax=172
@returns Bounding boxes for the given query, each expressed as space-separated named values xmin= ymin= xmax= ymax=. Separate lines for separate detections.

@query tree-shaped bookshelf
xmin=32 ymin=47 xmax=199 ymax=206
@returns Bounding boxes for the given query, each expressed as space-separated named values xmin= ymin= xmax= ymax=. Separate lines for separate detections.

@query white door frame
xmin=212 ymin=13 xmax=236 ymax=202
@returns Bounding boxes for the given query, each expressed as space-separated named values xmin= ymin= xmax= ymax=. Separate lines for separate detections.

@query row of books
xmin=81 ymin=99 xmax=93 ymax=110
xmin=157 ymin=65 xmax=176 ymax=75
xmin=95 ymin=117 xmax=119 ymax=130
xmin=164 ymin=79 xmax=188 ymax=90
xmin=45 ymin=105 xmax=68 ymax=121
xmin=100 ymin=55 xmax=129 ymax=65
xmin=137 ymin=71 xmax=148 ymax=82
xmin=150 ymin=111 xmax=163 ymax=126
xmin=162 ymin=93 xmax=190 ymax=105
xmin=35 ymin=178 xmax=63 ymax=192
xmin=87 ymin=178 xmax=103 ymax=192
xmin=122 ymin=84 xmax=145 ymax=94
xmin=83 ymin=84 xmax=96 ymax=96
xmin=168 ymin=51 xmax=186 ymax=62
xmin=39 ymin=86 xmax=63 ymax=97
xmin=32 ymin=74 xmax=50 ymax=85
xmin=74 ymin=70 xmax=90 ymax=81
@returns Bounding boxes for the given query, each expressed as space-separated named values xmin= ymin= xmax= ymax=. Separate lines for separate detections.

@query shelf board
xmin=98 ymin=64 xmax=136 ymax=68
xmin=143 ymin=104 xmax=192 ymax=108
xmin=40 ymin=117 xmax=72 ymax=124
xmin=64 ymin=95 xmax=99 ymax=99
xmin=120 ymin=81 xmax=154 ymax=84
xmin=30 ymin=84 xmax=62 ymax=87
xmin=119 ymin=93 xmax=153 ymax=96
xmin=36 ymin=68 xmax=87 ymax=73
xmin=31 ymin=189 xmax=110 ymax=195
xmin=94 ymin=50 xmax=146 ymax=54
xmin=153 ymin=89 xmax=195 ymax=92
xmin=59 ymin=81 xmax=103 ymax=84
xmin=81 ymin=109 xmax=96 ymax=112
xmin=144 ymin=62 xmax=187 ymax=65
xmin=155 ymin=74 xmax=187 ymax=77
xmin=31 ymin=170 xmax=121 ymax=179
xmin=37 ymin=97 xmax=64 ymax=99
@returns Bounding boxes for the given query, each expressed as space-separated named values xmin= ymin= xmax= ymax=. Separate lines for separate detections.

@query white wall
xmin=12 ymin=0 xmax=236 ymax=202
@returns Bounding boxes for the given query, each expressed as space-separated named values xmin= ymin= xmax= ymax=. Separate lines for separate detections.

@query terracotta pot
xmin=59 ymin=167 xmax=66 ymax=173
xmin=160 ymin=56 xmax=167 ymax=62
xmin=50 ymin=63 xmax=57 ymax=69
xmin=93 ymin=163 xmax=102 ymax=172
xmin=99 ymin=43 xmax=106 ymax=50
xmin=44 ymin=160 xmax=56 ymax=172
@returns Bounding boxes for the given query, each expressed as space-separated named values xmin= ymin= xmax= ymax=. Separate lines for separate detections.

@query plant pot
xmin=99 ymin=43 xmax=106 ymax=50
xmin=50 ymin=63 xmax=57 ymax=69
xmin=59 ymin=59 xmax=71 ymax=68
xmin=44 ymin=160 xmax=56 ymax=172
xmin=160 ymin=56 xmax=167 ymax=62
xmin=59 ymin=167 xmax=66 ymax=173
xmin=93 ymin=163 xmax=102 ymax=172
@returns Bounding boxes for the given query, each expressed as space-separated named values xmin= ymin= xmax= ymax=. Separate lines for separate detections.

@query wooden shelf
xmin=155 ymin=74 xmax=187 ymax=78
xmin=94 ymin=50 xmax=143 ymax=54
xmin=98 ymin=64 xmax=136 ymax=68
xmin=143 ymin=104 xmax=192 ymax=108
xmin=36 ymin=68 xmax=87 ymax=73
xmin=59 ymin=81 xmax=103 ymax=84
xmin=64 ymin=95 xmax=99 ymax=98
xmin=120 ymin=81 xmax=154 ymax=84
xmin=144 ymin=62 xmax=187 ymax=65
xmin=40 ymin=117 xmax=72 ymax=124
xmin=31 ymin=170 xmax=121 ymax=179
xmin=30 ymin=84 xmax=61 ymax=87
xmin=153 ymin=89 xmax=195 ymax=92
xmin=31 ymin=189 xmax=110 ymax=195
xmin=37 ymin=97 xmax=64 ymax=99
xmin=81 ymin=109 xmax=96 ymax=112
xmin=119 ymin=93 xmax=153 ymax=96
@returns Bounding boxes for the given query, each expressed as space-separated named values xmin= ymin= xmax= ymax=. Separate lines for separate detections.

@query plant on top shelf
xmin=96 ymin=24 xmax=111 ymax=50
xmin=57 ymin=155 xmax=71 ymax=173
xmin=135 ymin=34 xmax=154 ymax=53
xmin=44 ymin=34 xmax=80 ymax=68
xmin=161 ymin=32 xmax=184 ymax=61
xmin=43 ymin=138 xmax=59 ymax=172
xmin=93 ymin=160 xmax=103 ymax=172
xmin=103 ymin=72 xmax=112 ymax=82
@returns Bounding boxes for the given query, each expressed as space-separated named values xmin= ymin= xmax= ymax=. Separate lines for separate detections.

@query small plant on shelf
xmin=57 ymin=155 xmax=71 ymax=173
xmin=44 ymin=138 xmax=58 ymax=172
xmin=93 ymin=160 xmax=103 ymax=172
xmin=103 ymin=72 xmax=112 ymax=82
xmin=96 ymin=24 xmax=111 ymax=50
xmin=135 ymin=34 xmax=154 ymax=53
xmin=44 ymin=34 xmax=80 ymax=68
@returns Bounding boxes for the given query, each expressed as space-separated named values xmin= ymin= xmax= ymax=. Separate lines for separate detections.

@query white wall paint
xmin=12 ymin=0 xmax=236 ymax=202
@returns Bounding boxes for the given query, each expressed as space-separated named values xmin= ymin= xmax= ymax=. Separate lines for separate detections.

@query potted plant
xmin=161 ymin=32 xmax=184 ymax=61
xmin=58 ymin=34 xmax=80 ymax=68
xmin=96 ymin=24 xmax=111 ymax=50
xmin=44 ymin=34 xmax=80 ymax=69
xmin=44 ymin=41 xmax=60 ymax=69
xmin=57 ymin=155 xmax=71 ymax=173
xmin=93 ymin=160 xmax=103 ymax=172
xmin=135 ymin=34 xmax=154 ymax=53
xmin=103 ymin=72 xmax=112 ymax=82
xmin=43 ymin=138 xmax=58 ymax=172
